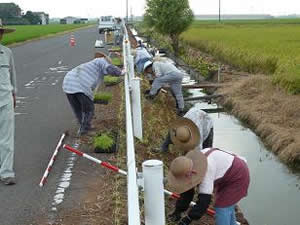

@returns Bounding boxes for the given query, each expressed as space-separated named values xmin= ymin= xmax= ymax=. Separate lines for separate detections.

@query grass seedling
xmin=93 ymin=133 xmax=114 ymax=150
xmin=94 ymin=92 xmax=113 ymax=102
xmin=111 ymin=57 xmax=122 ymax=66
xmin=104 ymin=76 xmax=121 ymax=85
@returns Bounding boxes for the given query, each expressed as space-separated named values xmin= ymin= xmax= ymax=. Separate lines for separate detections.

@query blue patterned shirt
xmin=62 ymin=58 xmax=121 ymax=100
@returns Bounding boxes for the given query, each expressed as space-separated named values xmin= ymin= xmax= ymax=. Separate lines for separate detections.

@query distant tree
xmin=144 ymin=0 xmax=194 ymax=57
xmin=23 ymin=11 xmax=42 ymax=25
xmin=0 ymin=3 xmax=22 ymax=20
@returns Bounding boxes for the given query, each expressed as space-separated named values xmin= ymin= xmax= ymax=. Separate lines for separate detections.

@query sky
xmin=2 ymin=0 xmax=300 ymax=18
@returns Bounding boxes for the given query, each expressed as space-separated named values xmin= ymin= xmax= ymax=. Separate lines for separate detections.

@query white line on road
xmin=50 ymin=139 xmax=80 ymax=213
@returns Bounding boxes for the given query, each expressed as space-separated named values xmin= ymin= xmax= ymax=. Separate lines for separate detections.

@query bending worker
xmin=62 ymin=52 xmax=124 ymax=136
xmin=155 ymin=105 xmax=213 ymax=153
xmin=143 ymin=60 xmax=185 ymax=116
xmin=167 ymin=148 xmax=250 ymax=225
xmin=134 ymin=43 xmax=152 ymax=73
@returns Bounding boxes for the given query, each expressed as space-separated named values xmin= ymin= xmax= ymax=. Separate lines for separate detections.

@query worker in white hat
xmin=154 ymin=105 xmax=213 ymax=153
xmin=133 ymin=45 xmax=153 ymax=73
xmin=143 ymin=59 xmax=185 ymax=116
xmin=167 ymin=148 xmax=250 ymax=225
xmin=0 ymin=18 xmax=17 ymax=185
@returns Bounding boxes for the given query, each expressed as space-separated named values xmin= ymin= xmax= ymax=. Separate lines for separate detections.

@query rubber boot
xmin=78 ymin=111 xmax=94 ymax=136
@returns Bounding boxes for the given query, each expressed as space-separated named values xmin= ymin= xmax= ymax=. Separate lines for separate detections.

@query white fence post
xmin=131 ymin=78 xmax=143 ymax=140
xmin=129 ymin=55 xmax=135 ymax=80
xmin=142 ymin=160 xmax=165 ymax=225
xmin=104 ymin=31 xmax=107 ymax=43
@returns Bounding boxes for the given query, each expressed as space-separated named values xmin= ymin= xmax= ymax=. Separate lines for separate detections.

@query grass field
xmin=181 ymin=19 xmax=300 ymax=93
xmin=1 ymin=24 xmax=90 ymax=46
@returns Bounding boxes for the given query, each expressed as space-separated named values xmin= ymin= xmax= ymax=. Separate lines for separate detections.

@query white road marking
xmin=50 ymin=140 xmax=80 ymax=212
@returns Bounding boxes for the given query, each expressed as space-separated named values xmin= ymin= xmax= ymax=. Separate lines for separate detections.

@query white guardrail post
xmin=143 ymin=160 xmax=165 ymax=225
xmin=131 ymin=77 xmax=143 ymax=140
xmin=128 ymin=54 xmax=135 ymax=80
xmin=104 ymin=31 xmax=107 ymax=43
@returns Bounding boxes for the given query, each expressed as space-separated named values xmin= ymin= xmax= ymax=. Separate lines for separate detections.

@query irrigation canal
xmin=188 ymin=88 xmax=300 ymax=225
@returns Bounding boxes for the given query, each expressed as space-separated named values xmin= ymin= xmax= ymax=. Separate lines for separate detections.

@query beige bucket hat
xmin=167 ymin=149 xmax=207 ymax=194
xmin=170 ymin=118 xmax=200 ymax=152
xmin=0 ymin=19 xmax=16 ymax=34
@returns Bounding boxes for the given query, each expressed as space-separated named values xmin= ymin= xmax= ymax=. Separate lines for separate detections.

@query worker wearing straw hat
xmin=154 ymin=105 xmax=213 ymax=153
xmin=0 ymin=18 xmax=17 ymax=185
xmin=167 ymin=148 xmax=250 ymax=225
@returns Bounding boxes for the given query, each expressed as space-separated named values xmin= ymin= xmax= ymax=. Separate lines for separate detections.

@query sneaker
xmin=1 ymin=177 xmax=16 ymax=185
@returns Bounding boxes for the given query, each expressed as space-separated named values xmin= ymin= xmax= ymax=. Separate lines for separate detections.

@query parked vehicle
xmin=98 ymin=16 xmax=115 ymax=34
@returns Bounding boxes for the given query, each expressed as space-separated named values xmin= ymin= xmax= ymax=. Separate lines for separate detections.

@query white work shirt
xmin=135 ymin=47 xmax=152 ymax=64
xmin=184 ymin=105 xmax=214 ymax=149
xmin=152 ymin=61 xmax=181 ymax=78
xmin=197 ymin=148 xmax=234 ymax=195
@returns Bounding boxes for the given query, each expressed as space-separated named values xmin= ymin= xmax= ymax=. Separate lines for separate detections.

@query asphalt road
xmin=0 ymin=25 xmax=106 ymax=225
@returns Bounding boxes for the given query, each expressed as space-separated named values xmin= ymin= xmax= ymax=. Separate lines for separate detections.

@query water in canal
xmin=188 ymin=89 xmax=300 ymax=225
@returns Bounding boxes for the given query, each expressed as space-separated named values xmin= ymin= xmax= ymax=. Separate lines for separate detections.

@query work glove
xmin=176 ymin=108 xmax=185 ymax=117
xmin=148 ymin=79 xmax=154 ymax=85
xmin=177 ymin=216 xmax=192 ymax=225
xmin=168 ymin=211 xmax=182 ymax=222
xmin=121 ymin=68 xmax=126 ymax=76
xmin=144 ymin=93 xmax=155 ymax=100
xmin=143 ymin=89 xmax=151 ymax=95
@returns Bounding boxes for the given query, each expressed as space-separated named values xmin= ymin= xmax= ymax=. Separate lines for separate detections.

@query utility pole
xmin=219 ymin=0 xmax=221 ymax=22
xmin=126 ymin=0 xmax=129 ymax=22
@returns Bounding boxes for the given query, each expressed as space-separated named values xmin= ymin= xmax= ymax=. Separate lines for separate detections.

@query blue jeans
xmin=215 ymin=205 xmax=237 ymax=225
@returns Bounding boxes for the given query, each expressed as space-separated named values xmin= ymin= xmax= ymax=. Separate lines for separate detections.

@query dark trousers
xmin=66 ymin=93 xmax=94 ymax=133
xmin=203 ymin=128 xmax=214 ymax=149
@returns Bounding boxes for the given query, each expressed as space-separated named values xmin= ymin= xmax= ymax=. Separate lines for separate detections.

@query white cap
xmin=143 ymin=60 xmax=153 ymax=73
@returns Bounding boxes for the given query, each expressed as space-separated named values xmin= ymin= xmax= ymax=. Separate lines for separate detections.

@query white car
xmin=98 ymin=16 xmax=116 ymax=34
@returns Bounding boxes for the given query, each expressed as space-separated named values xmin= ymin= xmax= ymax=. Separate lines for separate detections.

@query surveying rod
xmin=63 ymin=144 xmax=215 ymax=216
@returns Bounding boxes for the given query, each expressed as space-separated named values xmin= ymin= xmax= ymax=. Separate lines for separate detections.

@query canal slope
xmin=217 ymin=75 xmax=300 ymax=168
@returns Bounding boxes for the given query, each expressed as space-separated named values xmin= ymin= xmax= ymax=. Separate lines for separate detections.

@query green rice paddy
xmin=181 ymin=19 xmax=300 ymax=93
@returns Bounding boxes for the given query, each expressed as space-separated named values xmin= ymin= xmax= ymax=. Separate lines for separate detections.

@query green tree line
xmin=0 ymin=3 xmax=42 ymax=25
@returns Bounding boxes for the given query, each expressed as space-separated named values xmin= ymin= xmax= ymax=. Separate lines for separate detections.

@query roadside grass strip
xmin=2 ymin=24 xmax=90 ymax=45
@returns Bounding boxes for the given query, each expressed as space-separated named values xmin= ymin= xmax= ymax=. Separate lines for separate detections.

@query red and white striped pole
xmin=39 ymin=132 xmax=68 ymax=187
xmin=63 ymin=144 xmax=215 ymax=216
xmin=63 ymin=144 xmax=127 ymax=175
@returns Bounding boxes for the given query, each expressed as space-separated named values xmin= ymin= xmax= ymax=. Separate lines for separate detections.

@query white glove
xmin=121 ymin=68 xmax=126 ymax=76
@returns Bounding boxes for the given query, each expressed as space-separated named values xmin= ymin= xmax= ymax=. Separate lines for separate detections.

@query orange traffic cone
xmin=69 ymin=35 xmax=76 ymax=47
